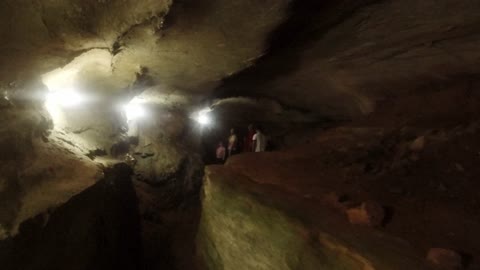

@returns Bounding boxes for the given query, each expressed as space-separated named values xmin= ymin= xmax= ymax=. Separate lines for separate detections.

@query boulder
xmin=199 ymin=166 xmax=424 ymax=270
xmin=346 ymin=201 xmax=385 ymax=227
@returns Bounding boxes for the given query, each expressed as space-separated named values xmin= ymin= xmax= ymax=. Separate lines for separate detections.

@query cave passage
xmin=1 ymin=0 xmax=480 ymax=270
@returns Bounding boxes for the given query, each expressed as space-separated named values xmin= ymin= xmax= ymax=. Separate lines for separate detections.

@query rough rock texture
xmin=0 ymin=0 xmax=170 ymax=83
xmin=0 ymin=163 xmax=203 ymax=270
xmin=0 ymin=0 xmax=289 ymax=103
xmin=125 ymin=105 xmax=204 ymax=209
xmin=112 ymin=0 xmax=289 ymax=96
xmin=215 ymin=0 xmax=480 ymax=119
xmin=1 ymin=0 xmax=480 ymax=269
xmin=0 ymin=0 xmax=291 ymax=239
xmin=4 ymin=0 xmax=479 ymax=120
xmin=131 ymin=107 xmax=190 ymax=184
xmin=0 ymin=164 xmax=142 ymax=270
xmin=0 ymin=102 xmax=101 ymax=239
xmin=199 ymin=165 xmax=422 ymax=270
xmin=198 ymin=120 xmax=480 ymax=269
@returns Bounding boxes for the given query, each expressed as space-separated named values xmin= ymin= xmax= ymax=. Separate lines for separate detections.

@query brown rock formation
xmin=0 ymin=0 xmax=479 ymax=269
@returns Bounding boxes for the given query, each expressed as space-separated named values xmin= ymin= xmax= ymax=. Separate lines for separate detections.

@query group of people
xmin=216 ymin=124 xmax=266 ymax=162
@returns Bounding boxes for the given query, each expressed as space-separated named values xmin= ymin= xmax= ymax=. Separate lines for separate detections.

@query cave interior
xmin=1 ymin=1 xmax=480 ymax=270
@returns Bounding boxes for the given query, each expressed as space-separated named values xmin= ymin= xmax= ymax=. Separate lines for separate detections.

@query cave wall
xmin=0 ymin=94 xmax=101 ymax=239
xmin=128 ymin=103 xmax=204 ymax=205
xmin=198 ymin=121 xmax=480 ymax=269
xmin=0 ymin=164 xmax=143 ymax=270
xmin=0 ymin=0 xmax=292 ymax=236
xmin=198 ymin=165 xmax=423 ymax=270
xmin=1 ymin=0 xmax=480 ymax=269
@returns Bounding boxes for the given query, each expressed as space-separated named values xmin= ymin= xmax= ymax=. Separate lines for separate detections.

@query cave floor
xmin=220 ymin=122 xmax=480 ymax=268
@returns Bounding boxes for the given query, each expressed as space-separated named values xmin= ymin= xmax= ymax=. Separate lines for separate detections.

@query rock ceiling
xmin=0 ymin=0 xmax=288 ymax=109
xmin=1 ymin=0 xmax=480 ymax=119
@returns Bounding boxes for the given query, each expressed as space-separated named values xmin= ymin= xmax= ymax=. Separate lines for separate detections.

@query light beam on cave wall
xmin=41 ymin=49 xmax=114 ymax=128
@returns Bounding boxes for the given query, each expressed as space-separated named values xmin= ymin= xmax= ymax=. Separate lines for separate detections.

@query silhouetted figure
xmin=216 ymin=142 xmax=226 ymax=163
xmin=244 ymin=124 xmax=255 ymax=152
xmin=227 ymin=128 xmax=238 ymax=157
xmin=253 ymin=126 xmax=266 ymax=152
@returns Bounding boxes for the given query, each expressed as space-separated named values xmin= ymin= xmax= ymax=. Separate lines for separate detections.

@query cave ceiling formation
xmin=1 ymin=0 xmax=480 ymax=269
xmin=215 ymin=0 xmax=480 ymax=119
xmin=0 ymin=0 xmax=479 ymax=120
xmin=0 ymin=0 xmax=290 ymax=108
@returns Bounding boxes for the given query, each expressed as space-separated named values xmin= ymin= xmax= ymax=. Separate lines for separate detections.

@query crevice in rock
xmin=111 ymin=10 xmax=171 ymax=56
xmin=0 ymin=163 xmax=143 ymax=270
xmin=0 ymin=161 xmax=204 ymax=270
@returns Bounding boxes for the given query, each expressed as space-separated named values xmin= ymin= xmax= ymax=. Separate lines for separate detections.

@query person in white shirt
xmin=216 ymin=141 xmax=226 ymax=162
xmin=252 ymin=127 xmax=266 ymax=152
xmin=227 ymin=128 xmax=238 ymax=157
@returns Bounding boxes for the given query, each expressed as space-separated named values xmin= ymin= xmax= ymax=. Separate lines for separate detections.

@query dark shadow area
xmin=0 ymin=161 xmax=204 ymax=270
xmin=213 ymin=0 xmax=385 ymax=99
xmin=0 ymin=164 xmax=142 ymax=270
xmin=136 ymin=179 xmax=203 ymax=270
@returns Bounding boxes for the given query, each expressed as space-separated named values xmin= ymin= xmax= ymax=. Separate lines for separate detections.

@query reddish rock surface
xmin=427 ymin=248 xmax=464 ymax=270
xmin=222 ymin=120 xmax=480 ymax=268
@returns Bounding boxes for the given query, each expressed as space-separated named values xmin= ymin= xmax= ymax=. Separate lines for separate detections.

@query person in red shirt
xmin=243 ymin=124 xmax=255 ymax=152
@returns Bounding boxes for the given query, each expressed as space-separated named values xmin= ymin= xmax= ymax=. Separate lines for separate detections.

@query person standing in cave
xmin=243 ymin=124 xmax=256 ymax=152
xmin=252 ymin=126 xmax=266 ymax=152
xmin=227 ymin=128 xmax=238 ymax=157
xmin=216 ymin=141 xmax=226 ymax=163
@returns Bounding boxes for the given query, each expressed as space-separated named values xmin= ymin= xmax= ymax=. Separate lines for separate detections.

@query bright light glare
xmin=46 ymin=89 xmax=84 ymax=108
xmin=45 ymin=89 xmax=85 ymax=123
xmin=195 ymin=108 xmax=212 ymax=126
xmin=197 ymin=114 xmax=211 ymax=125
xmin=124 ymin=103 xmax=146 ymax=121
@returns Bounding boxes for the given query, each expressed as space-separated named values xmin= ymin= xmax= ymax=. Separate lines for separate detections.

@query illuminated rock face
xmin=0 ymin=101 xmax=101 ymax=239
xmin=1 ymin=0 xmax=480 ymax=119
xmin=0 ymin=0 xmax=289 ymax=104
xmin=0 ymin=0 xmax=290 ymax=236
xmin=0 ymin=0 xmax=480 ymax=269
xmin=199 ymin=124 xmax=480 ymax=269
xmin=199 ymin=166 xmax=420 ymax=270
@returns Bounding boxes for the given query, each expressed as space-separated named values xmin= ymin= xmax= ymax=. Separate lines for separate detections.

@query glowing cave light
xmin=46 ymin=89 xmax=84 ymax=108
xmin=45 ymin=89 xmax=85 ymax=123
xmin=195 ymin=108 xmax=212 ymax=126
xmin=124 ymin=103 xmax=146 ymax=121
xmin=197 ymin=114 xmax=211 ymax=125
